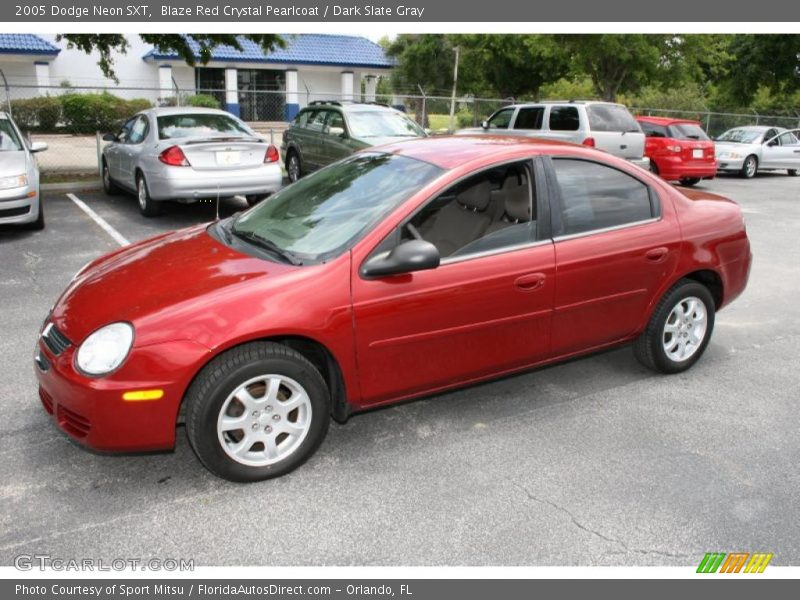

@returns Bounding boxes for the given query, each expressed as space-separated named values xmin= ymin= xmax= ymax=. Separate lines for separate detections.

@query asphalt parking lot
xmin=1 ymin=173 xmax=798 ymax=567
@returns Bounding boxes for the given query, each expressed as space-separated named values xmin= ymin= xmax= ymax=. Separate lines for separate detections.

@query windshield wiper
xmin=230 ymin=228 xmax=303 ymax=266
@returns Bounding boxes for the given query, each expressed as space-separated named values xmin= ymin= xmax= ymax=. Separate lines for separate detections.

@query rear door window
xmin=514 ymin=107 xmax=545 ymax=130
xmin=549 ymin=106 xmax=580 ymax=131
xmin=587 ymin=105 xmax=640 ymax=133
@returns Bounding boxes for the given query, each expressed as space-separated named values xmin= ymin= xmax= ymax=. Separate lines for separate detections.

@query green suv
xmin=281 ymin=101 xmax=426 ymax=182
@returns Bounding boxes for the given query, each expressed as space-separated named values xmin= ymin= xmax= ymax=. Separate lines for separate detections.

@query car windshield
xmin=0 ymin=119 xmax=23 ymax=151
xmin=157 ymin=113 xmax=252 ymax=140
xmin=669 ymin=123 xmax=710 ymax=141
xmin=230 ymin=153 xmax=443 ymax=263
xmin=717 ymin=129 xmax=763 ymax=144
xmin=346 ymin=110 xmax=425 ymax=138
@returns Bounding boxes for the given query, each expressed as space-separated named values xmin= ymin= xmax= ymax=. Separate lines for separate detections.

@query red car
xmin=35 ymin=136 xmax=751 ymax=482
xmin=637 ymin=116 xmax=717 ymax=186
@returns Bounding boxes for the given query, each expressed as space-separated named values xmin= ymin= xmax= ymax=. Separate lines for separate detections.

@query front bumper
xmin=0 ymin=185 xmax=39 ymax=225
xmin=146 ymin=164 xmax=283 ymax=201
xmin=34 ymin=329 xmax=211 ymax=452
xmin=716 ymin=156 xmax=746 ymax=172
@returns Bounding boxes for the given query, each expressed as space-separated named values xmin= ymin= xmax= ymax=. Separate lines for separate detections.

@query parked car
xmin=714 ymin=126 xmax=800 ymax=178
xmin=36 ymin=136 xmax=751 ymax=482
xmin=0 ymin=111 xmax=47 ymax=229
xmin=457 ymin=100 xmax=650 ymax=170
xmin=637 ymin=116 xmax=717 ymax=186
xmin=281 ymin=100 xmax=426 ymax=182
xmin=101 ymin=107 xmax=282 ymax=217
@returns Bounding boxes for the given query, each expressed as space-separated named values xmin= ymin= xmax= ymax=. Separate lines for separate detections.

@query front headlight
xmin=0 ymin=174 xmax=28 ymax=190
xmin=75 ymin=322 xmax=134 ymax=376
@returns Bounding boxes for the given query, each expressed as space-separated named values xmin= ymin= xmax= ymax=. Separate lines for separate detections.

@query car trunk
xmin=172 ymin=138 xmax=269 ymax=171
xmin=593 ymin=130 xmax=646 ymax=160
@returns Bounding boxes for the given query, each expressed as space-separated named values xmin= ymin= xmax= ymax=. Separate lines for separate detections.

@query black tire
xmin=740 ymin=155 xmax=758 ymax=179
xmin=245 ymin=193 xmax=271 ymax=207
xmin=286 ymin=150 xmax=302 ymax=183
xmin=27 ymin=198 xmax=45 ymax=230
xmin=102 ymin=160 xmax=120 ymax=195
xmin=649 ymin=160 xmax=659 ymax=175
xmin=788 ymin=169 xmax=798 ymax=177
xmin=679 ymin=177 xmax=701 ymax=187
xmin=136 ymin=172 xmax=161 ymax=217
xmin=185 ymin=342 xmax=330 ymax=482
xmin=633 ymin=279 xmax=716 ymax=374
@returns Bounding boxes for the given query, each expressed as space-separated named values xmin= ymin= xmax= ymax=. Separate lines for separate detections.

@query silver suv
xmin=459 ymin=101 xmax=649 ymax=169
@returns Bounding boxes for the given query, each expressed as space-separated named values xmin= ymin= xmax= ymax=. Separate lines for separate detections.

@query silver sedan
xmin=102 ymin=107 xmax=283 ymax=217
xmin=715 ymin=126 xmax=800 ymax=178
xmin=0 ymin=111 xmax=48 ymax=229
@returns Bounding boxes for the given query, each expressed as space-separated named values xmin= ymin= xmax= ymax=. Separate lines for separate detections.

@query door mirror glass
xmin=102 ymin=133 xmax=117 ymax=142
xmin=362 ymin=239 xmax=440 ymax=278
xmin=481 ymin=120 xmax=489 ymax=130
xmin=29 ymin=141 xmax=48 ymax=153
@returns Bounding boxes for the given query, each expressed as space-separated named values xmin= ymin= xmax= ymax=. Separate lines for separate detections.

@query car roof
xmin=726 ymin=125 xmax=780 ymax=132
xmin=503 ymin=100 xmax=627 ymax=109
xmin=148 ymin=107 xmax=237 ymax=117
xmin=301 ymin=102 xmax=396 ymax=113
xmin=636 ymin=116 xmax=702 ymax=126
xmin=373 ymin=135 xmax=582 ymax=170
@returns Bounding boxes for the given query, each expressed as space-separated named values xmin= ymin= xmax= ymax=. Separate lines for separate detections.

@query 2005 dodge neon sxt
xmin=34 ymin=136 xmax=752 ymax=482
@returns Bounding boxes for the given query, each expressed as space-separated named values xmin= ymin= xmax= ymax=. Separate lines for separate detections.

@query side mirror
xmin=767 ymin=139 xmax=779 ymax=147
xmin=102 ymin=133 xmax=117 ymax=142
xmin=424 ymin=128 xmax=432 ymax=136
xmin=329 ymin=126 xmax=345 ymax=138
xmin=361 ymin=239 xmax=440 ymax=279
xmin=481 ymin=120 xmax=489 ymax=130
xmin=29 ymin=141 xmax=48 ymax=153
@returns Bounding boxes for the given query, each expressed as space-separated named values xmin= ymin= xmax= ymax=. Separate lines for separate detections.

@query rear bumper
xmin=34 ymin=333 xmax=210 ymax=452
xmin=0 ymin=186 xmax=39 ymax=225
xmin=627 ymin=157 xmax=651 ymax=170
xmin=147 ymin=164 xmax=283 ymax=201
xmin=652 ymin=156 xmax=717 ymax=181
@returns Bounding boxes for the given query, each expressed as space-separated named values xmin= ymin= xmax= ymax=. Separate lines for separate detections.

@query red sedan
xmin=35 ymin=136 xmax=751 ymax=481
xmin=637 ymin=116 xmax=717 ymax=186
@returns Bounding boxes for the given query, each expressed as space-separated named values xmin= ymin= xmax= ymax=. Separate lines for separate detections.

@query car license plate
xmin=692 ymin=148 xmax=704 ymax=159
xmin=216 ymin=151 xmax=241 ymax=165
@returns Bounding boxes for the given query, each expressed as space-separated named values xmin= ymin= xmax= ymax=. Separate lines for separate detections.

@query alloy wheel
xmin=662 ymin=296 xmax=708 ymax=362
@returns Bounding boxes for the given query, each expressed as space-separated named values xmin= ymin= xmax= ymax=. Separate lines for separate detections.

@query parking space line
xmin=66 ymin=193 xmax=130 ymax=247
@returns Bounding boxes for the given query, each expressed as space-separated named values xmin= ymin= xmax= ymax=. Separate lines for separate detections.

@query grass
xmin=41 ymin=172 xmax=100 ymax=185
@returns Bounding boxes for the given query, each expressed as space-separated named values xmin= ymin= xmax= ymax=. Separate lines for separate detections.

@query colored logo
xmin=697 ymin=552 xmax=773 ymax=573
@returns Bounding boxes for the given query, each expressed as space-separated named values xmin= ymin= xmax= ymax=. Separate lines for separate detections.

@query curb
xmin=41 ymin=180 xmax=103 ymax=194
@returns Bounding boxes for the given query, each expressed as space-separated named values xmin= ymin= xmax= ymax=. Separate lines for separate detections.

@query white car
xmin=0 ymin=111 xmax=47 ymax=229
xmin=102 ymin=107 xmax=283 ymax=217
xmin=715 ymin=126 xmax=800 ymax=178
xmin=458 ymin=100 xmax=649 ymax=170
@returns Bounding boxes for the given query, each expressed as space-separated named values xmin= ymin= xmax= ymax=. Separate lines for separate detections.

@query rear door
xmin=545 ymin=156 xmax=680 ymax=355
xmin=586 ymin=104 xmax=646 ymax=160
xmin=321 ymin=110 xmax=352 ymax=164
xmin=118 ymin=115 xmax=150 ymax=188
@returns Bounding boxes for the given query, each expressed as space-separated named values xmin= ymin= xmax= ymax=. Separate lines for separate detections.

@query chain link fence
xmin=2 ymin=80 xmax=798 ymax=179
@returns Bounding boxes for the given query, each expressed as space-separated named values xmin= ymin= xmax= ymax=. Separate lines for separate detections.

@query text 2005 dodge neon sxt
xmin=35 ymin=136 xmax=751 ymax=482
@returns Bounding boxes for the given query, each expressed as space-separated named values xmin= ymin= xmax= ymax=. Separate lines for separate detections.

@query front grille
xmin=0 ymin=206 xmax=30 ymax=219
xmin=39 ymin=387 xmax=54 ymax=415
xmin=57 ymin=405 xmax=91 ymax=438
xmin=42 ymin=323 xmax=72 ymax=356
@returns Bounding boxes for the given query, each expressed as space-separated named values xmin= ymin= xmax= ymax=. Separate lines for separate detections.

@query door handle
xmin=515 ymin=272 xmax=546 ymax=291
xmin=645 ymin=247 xmax=669 ymax=262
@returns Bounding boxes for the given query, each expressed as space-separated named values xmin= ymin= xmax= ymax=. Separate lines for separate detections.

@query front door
xmin=352 ymin=159 xmax=555 ymax=405
xmin=762 ymin=130 xmax=800 ymax=170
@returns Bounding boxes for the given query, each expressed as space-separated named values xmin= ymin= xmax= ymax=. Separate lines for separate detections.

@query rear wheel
xmin=245 ymin=193 xmax=271 ymax=207
xmin=740 ymin=155 xmax=758 ymax=179
xmin=136 ymin=172 xmax=161 ymax=217
xmin=286 ymin=151 xmax=302 ymax=183
xmin=788 ymin=169 xmax=798 ymax=177
xmin=634 ymin=279 xmax=715 ymax=374
xmin=649 ymin=160 xmax=659 ymax=175
xmin=679 ymin=177 xmax=701 ymax=186
xmin=102 ymin=161 xmax=119 ymax=195
xmin=185 ymin=342 xmax=330 ymax=482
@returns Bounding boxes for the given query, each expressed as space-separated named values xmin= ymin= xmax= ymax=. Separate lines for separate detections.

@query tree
xmin=722 ymin=34 xmax=800 ymax=104
xmin=452 ymin=34 xmax=570 ymax=99
xmin=57 ymin=34 xmax=285 ymax=82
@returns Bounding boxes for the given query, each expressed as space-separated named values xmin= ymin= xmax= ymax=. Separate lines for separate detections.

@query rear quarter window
xmin=549 ymin=106 xmax=580 ymax=131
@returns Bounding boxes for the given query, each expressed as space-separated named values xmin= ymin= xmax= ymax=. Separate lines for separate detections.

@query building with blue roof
xmin=0 ymin=34 xmax=393 ymax=122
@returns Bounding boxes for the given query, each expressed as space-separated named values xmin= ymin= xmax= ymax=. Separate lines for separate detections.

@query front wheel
xmin=185 ymin=342 xmax=330 ymax=482
xmin=634 ymin=279 xmax=715 ymax=374
xmin=679 ymin=177 xmax=701 ymax=187
xmin=740 ymin=155 xmax=758 ymax=179
xmin=788 ymin=169 xmax=798 ymax=177
xmin=136 ymin=173 xmax=161 ymax=217
xmin=245 ymin=193 xmax=271 ymax=207
xmin=102 ymin=161 xmax=120 ymax=195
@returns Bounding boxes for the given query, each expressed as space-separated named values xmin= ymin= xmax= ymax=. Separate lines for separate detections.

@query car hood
xmin=715 ymin=141 xmax=757 ymax=155
xmin=0 ymin=150 xmax=28 ymax=175
xmin=50 ymin=224 xmax=299 ymax=347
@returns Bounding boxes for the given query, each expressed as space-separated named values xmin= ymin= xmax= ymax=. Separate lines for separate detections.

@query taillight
xmin=582 ymin=137 xmax=596 ymax=147
xmin=264 ymin=145 xmax=279 ymax=163
xmin=158 ymin=146 xmax=190 ymax=167
xmin=668 ymin=145 xmax=682 ymax=153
